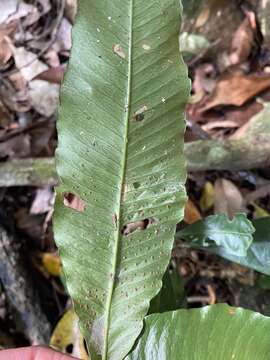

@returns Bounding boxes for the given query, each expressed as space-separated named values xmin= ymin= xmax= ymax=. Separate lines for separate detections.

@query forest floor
xmin=0 ymin=0 xmax=270 ymax=356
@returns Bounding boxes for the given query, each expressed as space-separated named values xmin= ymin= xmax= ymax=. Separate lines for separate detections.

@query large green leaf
xmin=179 ymin=213 xmax=255 ymax=256
xmin=54 ymin=1 xmax=190 ymax=359
xmin=126 ymin=304 xmax=270 ymax=360
xmin=178 ymin=217 xmax=270 ymax=275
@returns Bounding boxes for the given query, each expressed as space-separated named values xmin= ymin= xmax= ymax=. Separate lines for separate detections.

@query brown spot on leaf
xmin=113 ymin=44 xmax=126 ymax=59
xmin=134 ymin=105 xmax=148 ymax=122
xmin=228 ymin=308 xmax=236 ymax=316
xmin=63 ymin=192 xmax=86 ymax=212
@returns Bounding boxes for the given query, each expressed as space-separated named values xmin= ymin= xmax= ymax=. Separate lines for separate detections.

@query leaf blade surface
xmin=127 ymin=304 xmax=270 ymax=360
xmin=54 ymin=1 xmax=190 ymax=359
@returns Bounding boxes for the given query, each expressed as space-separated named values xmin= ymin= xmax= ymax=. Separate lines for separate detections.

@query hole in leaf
xmin=122 ymin=218 xmax=158 ymax=236
xmin=133 ymin=182 xmax=140 ymax=189
xmin=63 ymin=192 xmax=86 ymax=212
xmin=134 ymin=105 xmax=148 ymax=122
xmin=66 ymin=344 xmax=74 ymax=354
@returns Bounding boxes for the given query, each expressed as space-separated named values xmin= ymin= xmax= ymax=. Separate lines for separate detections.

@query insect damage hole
xmin=66 ymin=344 xmax=74 ymax=354
xmin=122 ymin=218 xmax=157 ymax=236
xmin=63 ymin=192 xmax=86 ymax=212
xmin=134 ymin=105 xmax=148 ymax=122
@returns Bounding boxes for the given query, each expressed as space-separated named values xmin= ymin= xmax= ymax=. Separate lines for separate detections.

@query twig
xmin=1 ymin=133 xmax=270 ymax=188
xmin=0 ymin=224 xmax=51 ymax=344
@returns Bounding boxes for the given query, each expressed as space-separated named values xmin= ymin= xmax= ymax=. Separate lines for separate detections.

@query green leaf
xmin=179 ymin=213 xmax=255 ymax=256
xmin=205 ymin=218 xmax=270 ymax=275
xmin=149 ymin=264 xmax=185 ymax=314
xmin=126 ymin=304 xmax=270 ymax=360
xmin=54 ymin=1 xmax=190 ymax=359
xmin=178 ymin=217 xmax=270 ymax=275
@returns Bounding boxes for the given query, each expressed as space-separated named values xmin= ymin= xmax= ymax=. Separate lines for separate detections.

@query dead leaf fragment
xmin=184 ymin=199 xmax=202 ymax=224
xmin=198 ymin=73 xmax=270 ymax=112
xmin=230 ymin=17 xmax=254 ymax=65
xmin=195 ymin=7 xmax=210 ymax=28
xmin=0 ymin=21 xmax=17 ymax=67
xmin=30 ymin=187 xmax=54 ymax=215
xmin=28 ymin=80 xmax=59 ymax=117
xmin=113 ymin=44 xmax=126 ymax=59
xmin=11 ymin=46 xmax=48 ymax=81
xmin=35 ymin=65 xmax=66 ymax=84
xmin=214 ymin=179 xmax=244 ymax=218
xmin=200 ymin=182 xmax=215 ymax=212
xmin=41 ymin=252 xmax=62 ymax=277
xmin=0 ymin=0 xmax=18 ymax=23
xmin=65 ymin=0 xmax=78 ymax=24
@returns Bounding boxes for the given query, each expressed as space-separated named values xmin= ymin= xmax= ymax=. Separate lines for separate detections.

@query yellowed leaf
xmin=252 ymin=202 xmax=270 ymax=219
xmin=50 ymin=309 xmax=88 ymax=359
xmin=41 ymin=252 xmax=62 ymax=277
xmin=200 ymin=182 xmax=215 ymax=212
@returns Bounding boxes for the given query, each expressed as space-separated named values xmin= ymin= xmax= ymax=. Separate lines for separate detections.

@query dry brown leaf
xmin=53 ymin=18 xmax=72 ymax=54
xmin=35 ymin=65 xmax=66 ymax=84
xmin=0 ymin=0 xmax=18 ymax=23
xmin=198 ymin=73 xmax=270 ymax=112
xmin=201 ymin=120 xmax=239 ymax=132
xmin=0 ymin=21 xmax=17 ymax=67
xmin=28 ymin=80 xmax=59 ymax=117
xmin=65 ymin=0 xmax=78 ymax=24
xmin=192 ymin=63 xmax=216 ymax=97
xmin=0 ymin=20 xmax=17 ymax=42
xmin=0 ymin=39 xmax=13 ymax=67
xmin=0 ymin=100 xmax=11 ymax=126
xmin=230 ymin=17 xmax=254 ymax=65
xmin=4 ymin=72 xmax=30 ymax=112
xmin=8 ymin=2 xmax=37 ymax=23
xmin=30 ymin=187 xmax=54 ymax=215
xmin=195 ymin=7 xmax=210 ymax=28
xmin=11 ymin=46 xmax=48 ymax=81
xmin=184 ymin=199 xmax=202 ymax=224
xmin=0 ymin=134 xmax=31 ymax=159
xmin=214 ymin=179 xmax=244 ymax=218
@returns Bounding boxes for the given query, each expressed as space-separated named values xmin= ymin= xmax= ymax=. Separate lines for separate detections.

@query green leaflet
xmin=179 ymin=213 xmax=255 ymax=256
xmin=126 ymin=304 xmax=270 ymax=360
xmin=178 ymin=216 xmax=270 ymax=275
xmin=202 ymin=218 xmax=270 ymax=275
xmin=54 ymin=1 xmax=190 ymax=359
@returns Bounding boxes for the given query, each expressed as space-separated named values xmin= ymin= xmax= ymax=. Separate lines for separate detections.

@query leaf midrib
xmin=102 ymin=1 xmax=134 ymax=359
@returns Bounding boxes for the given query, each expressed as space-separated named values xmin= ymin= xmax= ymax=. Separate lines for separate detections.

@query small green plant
xmin=54 ymin=1 xmax=270 ymax=359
